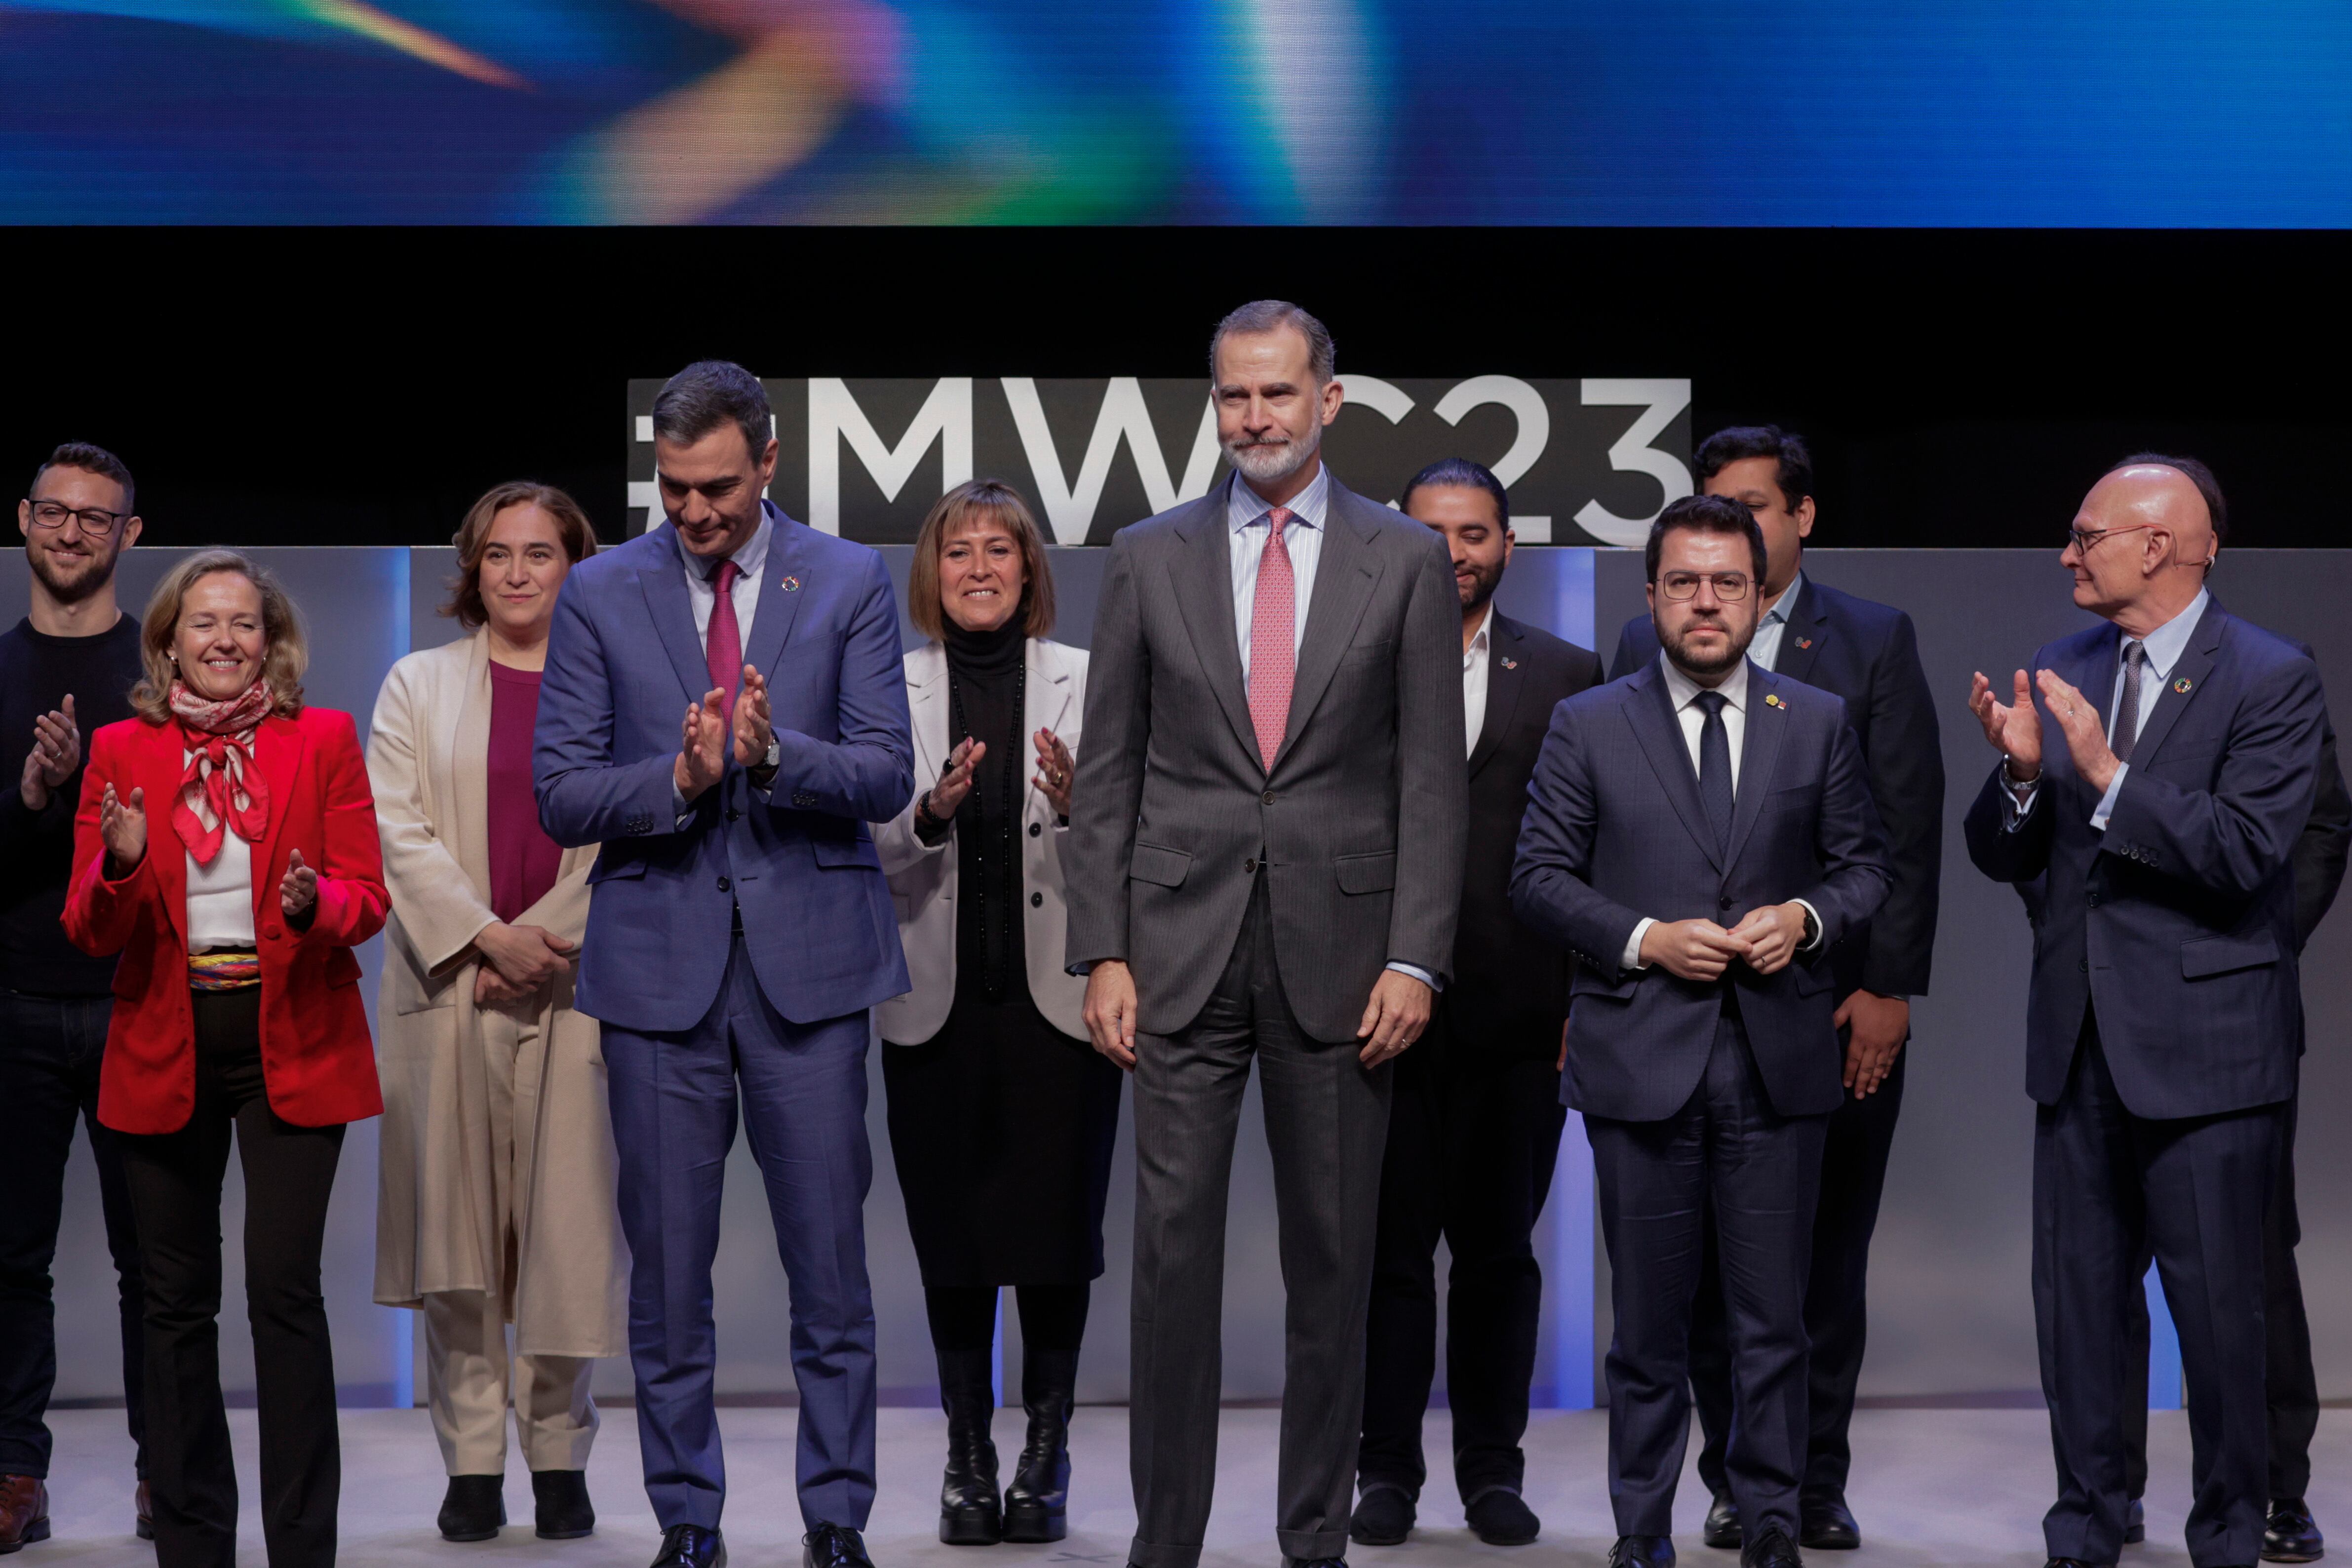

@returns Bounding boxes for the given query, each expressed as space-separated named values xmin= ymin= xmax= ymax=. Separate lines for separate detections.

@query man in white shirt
xmin=1509 ymin=495 xmax=1889 ymax=1568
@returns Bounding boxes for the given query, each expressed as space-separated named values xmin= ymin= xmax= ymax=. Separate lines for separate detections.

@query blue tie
xmin=1696 ymin=690 xmax=1733 ymax=854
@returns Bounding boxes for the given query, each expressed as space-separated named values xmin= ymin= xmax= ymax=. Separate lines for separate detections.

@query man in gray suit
xmin=1064 ymin=300 xmax=1466 ymax=1568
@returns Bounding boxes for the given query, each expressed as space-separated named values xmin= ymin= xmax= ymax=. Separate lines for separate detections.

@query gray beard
xmin=1224 ymin=423 xmax=1322 ymax=488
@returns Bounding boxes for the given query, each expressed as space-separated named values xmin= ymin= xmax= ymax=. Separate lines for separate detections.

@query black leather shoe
xmin=1704 ymin=1493 xmax=1742 ymax=1550
xmin=135 ymin=1480 xmax=153 ymax=1542
xmin=1742 ymin=1526 xmax=1803 ymax=1568
xmin=532 ymin=1469 xmax=595 ymax=1540
xmin=1283 ymin=1558 xmax=1349 ymax=1568
xmin=653 ymin=1524 xmax=726 ymax=1568
xmin=1465 ymin=1489 xmax=1540 ymax=1546
xmin=2266 ymin=1498 xmax=2326 ymax=1563
xmin=2125 ymin=1499 xmax=2147 ymax=1545
xmin=1800 ymin=1493 xmax=1859 ymax=1551
xmin=438 ymin=1475 xmax=506 ymax=1542
xmin=1610 ymin=1535 xmax=1677 ymax=1568
xmin=937 ymin=1348 xmax=1002 ymax=1545
xmin=1351 ymin=1484 xmax=1414 ymax=1546
xmin=1003 ymin=1347 xmax=1076 ymax=1543
xmin=806 ymin=1523 xmax=874 ymax=1568
xmin=2044 ymin=1559 xmax=2094 ymax=1568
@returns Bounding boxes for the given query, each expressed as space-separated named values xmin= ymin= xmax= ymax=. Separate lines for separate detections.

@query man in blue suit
xmin=1609 ymin=428 xmax=1942 ymax=1551
xmin=1965 ymin=457 xmax=2325 ymax=1568
xmin=536 ymin=361 xmax=914 ymax=1568
xmin=1512 ymin=495 xmax=1889 ymax=1568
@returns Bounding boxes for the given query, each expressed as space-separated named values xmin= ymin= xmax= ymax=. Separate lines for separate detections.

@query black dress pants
xmin=1690 ymin=1045 xmax=1905 ymax=1502
xmin=2034 ymin=1019 xmax=2282 ymax=1568
xmin=1357 ymin=1001 xmax=1568 ymax=1504
xmin=1586 ymin=1005 xmax=1827 ymax=1543
xmin=117 ymin=988 xmax=346 ymax=1568
xmin=0 ymin=988 xmax=147 ymax=1481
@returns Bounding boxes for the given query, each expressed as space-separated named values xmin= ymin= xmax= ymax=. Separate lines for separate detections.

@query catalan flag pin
xmin=781 ymin=575 xmax=801 ymax=592
xmin=2173 ymin=675 xmax=2192 ymax=694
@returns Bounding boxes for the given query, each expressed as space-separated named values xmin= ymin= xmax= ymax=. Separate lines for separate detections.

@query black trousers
xmin=1690 ymin=1045 xmax=1905 ymax=1501
xmin=0 ymin=987 xmax=146 ymax=1481
xmin=117 ymin=988 xmax=346 ymax=1568
xmin=1357 ymin=1001 xmax=1568 ymax=1503
xmin=2034 ymin=1019 xmax=2282 ymax=1568
xmin=1586 ymin=1005 xmax=1827 ymax=1542
xmin=2120 ymin=1093 xmax=2317 ymax=1502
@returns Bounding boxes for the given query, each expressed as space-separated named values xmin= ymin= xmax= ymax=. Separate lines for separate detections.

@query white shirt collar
xmin=2127 ymin=585 xmax=2209 ymax=682
xmin=1227 ymin=463 xmax=1331 ymax=535
xmin=1659 ymin=650 xmax=1752 ymax=714
xmin=1764 ymin=568 xmax=1805 ymax=626
xmin=675 ymin=504 xmax=776 ymax=586
xmin=1465 ymin=602 xmax=1494 ymax=658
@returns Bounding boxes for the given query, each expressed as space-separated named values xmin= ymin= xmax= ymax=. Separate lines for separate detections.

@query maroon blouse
xmin=486 ymin=661 xmax=562 ymax=924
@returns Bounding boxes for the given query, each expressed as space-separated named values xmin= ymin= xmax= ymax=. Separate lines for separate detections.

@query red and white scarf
xmin=168 ymin=679 xmax=273 ymax=867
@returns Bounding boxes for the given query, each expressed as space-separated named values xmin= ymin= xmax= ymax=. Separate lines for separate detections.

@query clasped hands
xmin=674 ymin=664 xmax=775 ymax=802
xmin=97 ymin=781 xmax=320 ymax=927
xmin=1084 ymin=959 xmax=1432 ymax=1073
xmin=18 ymin=694 xmax=78 ymax=810
xmin=1638 ymin=902 xmax=1809 ymax=981
xmin=1969 ymin=666 xmax=2120 ymax=795
xmin=473 ymin=920 xmax=578 ymax=1006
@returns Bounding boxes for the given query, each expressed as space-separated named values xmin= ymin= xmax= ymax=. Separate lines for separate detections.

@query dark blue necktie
xmin=1696 ymin=689 xmax=1734 ymax=853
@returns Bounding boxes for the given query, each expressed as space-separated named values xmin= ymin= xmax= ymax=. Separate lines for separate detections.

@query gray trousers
xmin=1128 ymin=877 xmax=1392 ymax=1568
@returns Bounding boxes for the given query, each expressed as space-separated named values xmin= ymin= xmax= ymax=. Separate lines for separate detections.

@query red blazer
xmin=65 ymin=706 xmax=389 ymax=1135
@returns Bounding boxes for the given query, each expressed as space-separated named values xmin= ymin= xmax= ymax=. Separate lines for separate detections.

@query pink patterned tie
xmin=707 ymin=557 xmax=744 ymax=716
xmin=1248 ymin=507 xmax=1296 ymax=770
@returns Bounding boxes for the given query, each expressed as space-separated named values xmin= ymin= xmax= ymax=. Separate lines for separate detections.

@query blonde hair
xmin=906 ymin=479 xmax=1056 ymax=641
xmin=443 ymin=480 xmax=600 ymax=629
xmin=128 ymin=550 xmax=308 ymax=724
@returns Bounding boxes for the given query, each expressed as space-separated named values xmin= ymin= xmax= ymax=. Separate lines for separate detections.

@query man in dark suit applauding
xmin=1609 ymin=427 xmax=1942 ymax=1550
xmin=1966 ymin=456 xmax=2326 ymax=1568
xmin=1352 ymin=459 xmax=1602 ymax=1550
xmin=1513 ymin=496 xmax=1889 ymax=1568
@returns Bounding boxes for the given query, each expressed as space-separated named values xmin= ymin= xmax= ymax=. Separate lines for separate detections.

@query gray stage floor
xmin=32 ymin=1406 xmax=2352 ymax=1567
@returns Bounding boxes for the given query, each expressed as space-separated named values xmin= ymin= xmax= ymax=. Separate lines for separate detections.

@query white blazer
xmin=874 ymin=635 xmax=1089 ymax=1044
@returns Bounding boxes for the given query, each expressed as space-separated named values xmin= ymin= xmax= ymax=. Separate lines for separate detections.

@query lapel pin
xmin=1501 ymin=656 xmax=1518 ymax=670
xmin=2173 ymin=675 xmax=2192 ymax=694
xmin=781 ymin=575 xmax=801 ymax=592
xmin=1764 ymin=693 xmax=1785 ymax=708
xmin=1796 ymin=636 xmax=1813 ymax=649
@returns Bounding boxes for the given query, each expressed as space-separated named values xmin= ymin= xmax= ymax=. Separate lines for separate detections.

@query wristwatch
xmin=1800 ymin=904 xmax=1821 ymax=947
xmin=763 ymin=735 xmax=781 ymax=771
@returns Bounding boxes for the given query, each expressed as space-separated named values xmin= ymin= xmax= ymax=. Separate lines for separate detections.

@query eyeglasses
xmin=26 ymin=500 xmax=130 ymax=538
xmin=2067 ymin=523 xmax=2152 ymax=554
xmin=1657 ymin=571 xmax=1752 ymax=602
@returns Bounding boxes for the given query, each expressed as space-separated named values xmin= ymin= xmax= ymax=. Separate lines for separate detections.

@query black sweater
xmin=0 ymin=614 xmax=144 ymax=995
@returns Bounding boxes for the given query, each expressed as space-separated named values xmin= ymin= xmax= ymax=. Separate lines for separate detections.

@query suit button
xmin=2087 ymin=892 xmax=2100 ymax=907
xmin=1719 ymin=897 xmax=1734 ymax=910
xmin=1262 ymin=790 xmax=1277 ymax=806
xmin=726 ymin=807 xmax=742 ymax=822
xmin=717 ymin=876 xmax=732 ymax=893
xmin=1029 ymin=822 xmax=1042 ymax=838
xmin=1030 ymin=892 xmax=1044 ymax=908
xmin=1244 ymin=858 xmax=1258 ymax=874
xmin=2078 ymin=959 xmax=2088 ymax=973
xmin=264 ymin=924 xmax=282 ymax=941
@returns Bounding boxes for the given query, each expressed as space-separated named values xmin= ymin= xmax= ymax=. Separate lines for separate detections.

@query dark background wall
xmin=11 ymin=228 xmax=2350 ymax=552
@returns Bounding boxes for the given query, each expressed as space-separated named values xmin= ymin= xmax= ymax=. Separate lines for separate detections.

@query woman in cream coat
xmin=368 ymin=483 xmax=623 ymax=1545
xmin=875 ymin=480 xmax=1117 ymax=1549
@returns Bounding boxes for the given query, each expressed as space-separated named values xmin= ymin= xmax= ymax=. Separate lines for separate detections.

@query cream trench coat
xmin=366 ymin=628 xmax=625 ymax=1358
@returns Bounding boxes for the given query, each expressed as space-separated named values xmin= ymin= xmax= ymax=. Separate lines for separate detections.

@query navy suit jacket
xmin=1611 ymin=574 xmax=1943 ymax=1000
xmin=534 ymin=507 xmax=915 ymax=1034
xmin=1963 ymin=599 xmax=2325 ymax=1119
xmin=1510 ymin=659 xmax=1891 ymax=1122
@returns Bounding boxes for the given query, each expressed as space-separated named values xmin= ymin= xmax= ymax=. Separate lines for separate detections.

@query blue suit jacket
xmin=534 ymin=508 xmax=914 ymax=1034
xmin=1510 ymin=659 xmax=1891 ymax=1122
xmin=1611 ymin=576 xmax=1944 ymax=1000
xmin=1962 ymin=599 xmax=2325 ymax=1119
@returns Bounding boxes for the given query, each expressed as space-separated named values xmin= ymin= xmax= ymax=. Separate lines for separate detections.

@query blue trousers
xmin=602 ymin=934 xmax=878 ymax=1533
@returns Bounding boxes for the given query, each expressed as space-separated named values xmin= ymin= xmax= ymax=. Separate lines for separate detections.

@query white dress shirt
xmin=184 ymin=787 xmax=257 ymax=952
xmin=1228 ymin=465 xmax=1328 ymax=680
xmin=1749 ymin=569 xmax=1805 ymax=673
xmin=1622 ymin=654 xmax=1821 ymax=970
xmin=1462 ymin=604 xmax=1494 ymax=757
xmin=2006 ymin=587 xmax=2209 ymax=833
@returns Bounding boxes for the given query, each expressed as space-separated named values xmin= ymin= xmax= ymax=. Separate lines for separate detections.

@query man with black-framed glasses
xmin=0 ymin=442 xmax=150 ymax=1551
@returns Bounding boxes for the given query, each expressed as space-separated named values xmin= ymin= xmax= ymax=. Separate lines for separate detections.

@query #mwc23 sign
xmin=626 ymin=377 xmax=1692 ymax=548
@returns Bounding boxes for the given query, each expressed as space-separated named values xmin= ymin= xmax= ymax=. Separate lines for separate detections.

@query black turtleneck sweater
xmin=926 ymin=616 xmax=1027 ymax=1003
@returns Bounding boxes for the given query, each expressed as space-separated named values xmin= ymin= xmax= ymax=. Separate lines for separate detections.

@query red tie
xmin=707 ymin=558 xmax=743 ymax=716
xmin=1248 ymin=508 xmax=1296 ymax=771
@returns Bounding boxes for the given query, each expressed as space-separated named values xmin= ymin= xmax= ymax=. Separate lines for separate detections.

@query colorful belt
xmin=187 ymin=950 xmax=261 ymax=991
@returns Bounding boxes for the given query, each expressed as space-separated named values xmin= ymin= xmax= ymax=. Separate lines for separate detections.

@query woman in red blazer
xmin=65 ymin=549 xmax=385 ymax=1568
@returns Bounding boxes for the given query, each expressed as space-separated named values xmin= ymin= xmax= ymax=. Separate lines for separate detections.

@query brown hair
xmin=442 ymin=481 xmax=600 ymax=629
xmin=129 ymin=549 xmax=308 ymax=724
xmin=906 ymin=479 xmax=1056 ymax=641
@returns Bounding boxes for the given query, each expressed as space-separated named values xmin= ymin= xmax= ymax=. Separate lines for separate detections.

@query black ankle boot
xmin=531 ymin=1469 xmax=595 ymax=1540
xmin=938 ymin=1349 xmax=1002 ymax=1545
xmin=1003 ymin=1347 xmax=1077 ymax=1543
xmin=437 ymin=1474 xmax=506 ymax=1542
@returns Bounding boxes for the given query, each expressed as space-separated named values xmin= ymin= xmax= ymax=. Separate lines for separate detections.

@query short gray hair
xmin=651 ymin=360 xmax=773 ymax=461
xmin=1209 ymin=300 xmax=1335 ymax=387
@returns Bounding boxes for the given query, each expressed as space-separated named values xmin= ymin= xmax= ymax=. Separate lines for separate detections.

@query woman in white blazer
xmin=366 ymin=483 xmax=623 ymax=1546
xmin=873 ymin=480 xmax=1117 ymax=1549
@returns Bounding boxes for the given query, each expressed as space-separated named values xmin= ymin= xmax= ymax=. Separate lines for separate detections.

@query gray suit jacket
xmin=1064 ymin=472 xmax=1468 ymax=1041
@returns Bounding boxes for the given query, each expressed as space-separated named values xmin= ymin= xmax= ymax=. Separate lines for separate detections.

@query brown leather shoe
xmin=0 ymin=1476 xmax=50 ymax=1554
xmin=137 ymin=1480 xmax=155 ymax=1541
